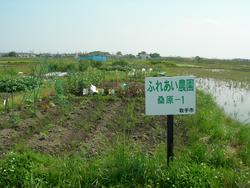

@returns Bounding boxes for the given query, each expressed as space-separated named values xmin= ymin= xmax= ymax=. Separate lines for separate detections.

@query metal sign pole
xmin=167 ymin=115 xmax=174 ymax=165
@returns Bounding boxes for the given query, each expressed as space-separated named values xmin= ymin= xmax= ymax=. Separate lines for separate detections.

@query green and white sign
xmin=145 ymin=76 xmax=196 ymax=115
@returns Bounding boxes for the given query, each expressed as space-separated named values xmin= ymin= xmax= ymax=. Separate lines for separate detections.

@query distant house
xmin=78 ymin=55 xmax=107 ymax=62
xmin=18 ymin=53 xmax=36 ymax=58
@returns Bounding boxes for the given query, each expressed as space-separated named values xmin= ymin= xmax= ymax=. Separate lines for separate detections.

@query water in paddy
xmin=197 ymin=78 xmax=250 ymax=124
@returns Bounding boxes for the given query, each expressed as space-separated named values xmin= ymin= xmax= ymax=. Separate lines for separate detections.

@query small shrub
xmin=54 ymin=79 xmax=68 ymax=105
xmin=209 ymin=147 xmax=233 ymax=168
xmin=66 ymin=73 xmax=89 ymax=96
xmin=0 ymin=77 xmax=41 ymax=93
xmin=112 ymin=60 xmax=128 ymax=67
xmin=48 ymin=63 xmax=59 ymax=72
xmin=65 ymin=63 xmax=77 ymax=72
xmin=150 ymin=60 xmax=162 ymax=65
xmin=78 ymin=60 xmax=91 ymax=71
xmin=189 ymin=144 xmax=209 ymax=163
xmin=7 ymin=112 xmax=20 ymax=128
xmin=237 ymin=126 xmax=250 ymax=165
xmin=47 ymin=62 xmax=77 ymax=72
xmin=150 ymin=60 xmax=176 ymax=66
xmin=0 ymin=152 xmax=33 ymax=187
xmin=90 ymin=61 xmax=103 ymax=68
xmin=66 ymin=70 xmax=103 ymax=96
xmin=79 ymin=60 xmax=103 ymax=70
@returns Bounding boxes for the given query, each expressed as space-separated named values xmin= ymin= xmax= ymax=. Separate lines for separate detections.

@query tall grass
xmin=0 ymin=142 xmax=248 ymax=187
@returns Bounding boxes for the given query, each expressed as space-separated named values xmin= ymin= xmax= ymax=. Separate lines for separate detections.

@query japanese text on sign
xmin=145 ymin=76 xmax=196 ymax=115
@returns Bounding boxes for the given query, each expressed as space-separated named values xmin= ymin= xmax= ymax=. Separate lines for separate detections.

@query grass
xmin=0 ymin=141 xmax=248 ymax=187
xmin=0 ymin=56 xmax=249 ymax=187
xmin=0 ymin=91 xmax=249 ymax=187
xmin=166 ymin=66 xmax=250 ymax=83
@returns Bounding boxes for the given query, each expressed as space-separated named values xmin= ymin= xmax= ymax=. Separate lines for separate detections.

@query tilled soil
xmin=0 ymin=96 xmax=185 ymax=157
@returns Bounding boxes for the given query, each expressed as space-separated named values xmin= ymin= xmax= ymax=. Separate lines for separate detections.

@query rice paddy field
xmin=0 ymin=56 xmax=249 ymax=187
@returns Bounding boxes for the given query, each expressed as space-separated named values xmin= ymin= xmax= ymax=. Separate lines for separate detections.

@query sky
xmin=0 ymin=0 xmax=250 ymax=59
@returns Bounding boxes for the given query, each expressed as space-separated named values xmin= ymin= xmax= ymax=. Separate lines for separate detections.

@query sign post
xmin=167 ymin=115 xmax=174 ymax=164
xmin=145 ymin=76 xmax=196 ymax=165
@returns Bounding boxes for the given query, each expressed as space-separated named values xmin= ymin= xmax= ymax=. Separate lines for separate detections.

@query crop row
xmin=0 ymin=77 xmax=41 ymax=93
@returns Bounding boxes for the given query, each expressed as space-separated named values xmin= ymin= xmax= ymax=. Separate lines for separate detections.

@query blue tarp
xmin=79 ymin=55 xmax=107 ymax=62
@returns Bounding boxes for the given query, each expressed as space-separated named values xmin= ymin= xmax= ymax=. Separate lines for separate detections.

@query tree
xmin=149 ymin=53 xmax=161 ymax=58
xmin=137 ymin=51 xmax=149 ymax=59
xmin=194 ymin=56 xmax=201 ymax=62
xmin=116 ymin=51 xmax=122 ymax=56
xmin=7 ymin=51 xmax=18 ymax=57
xmin=124 ymin=54 xmax=136 ymax=59
xmin=137 ymin=51 xmax=147 ymax=56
